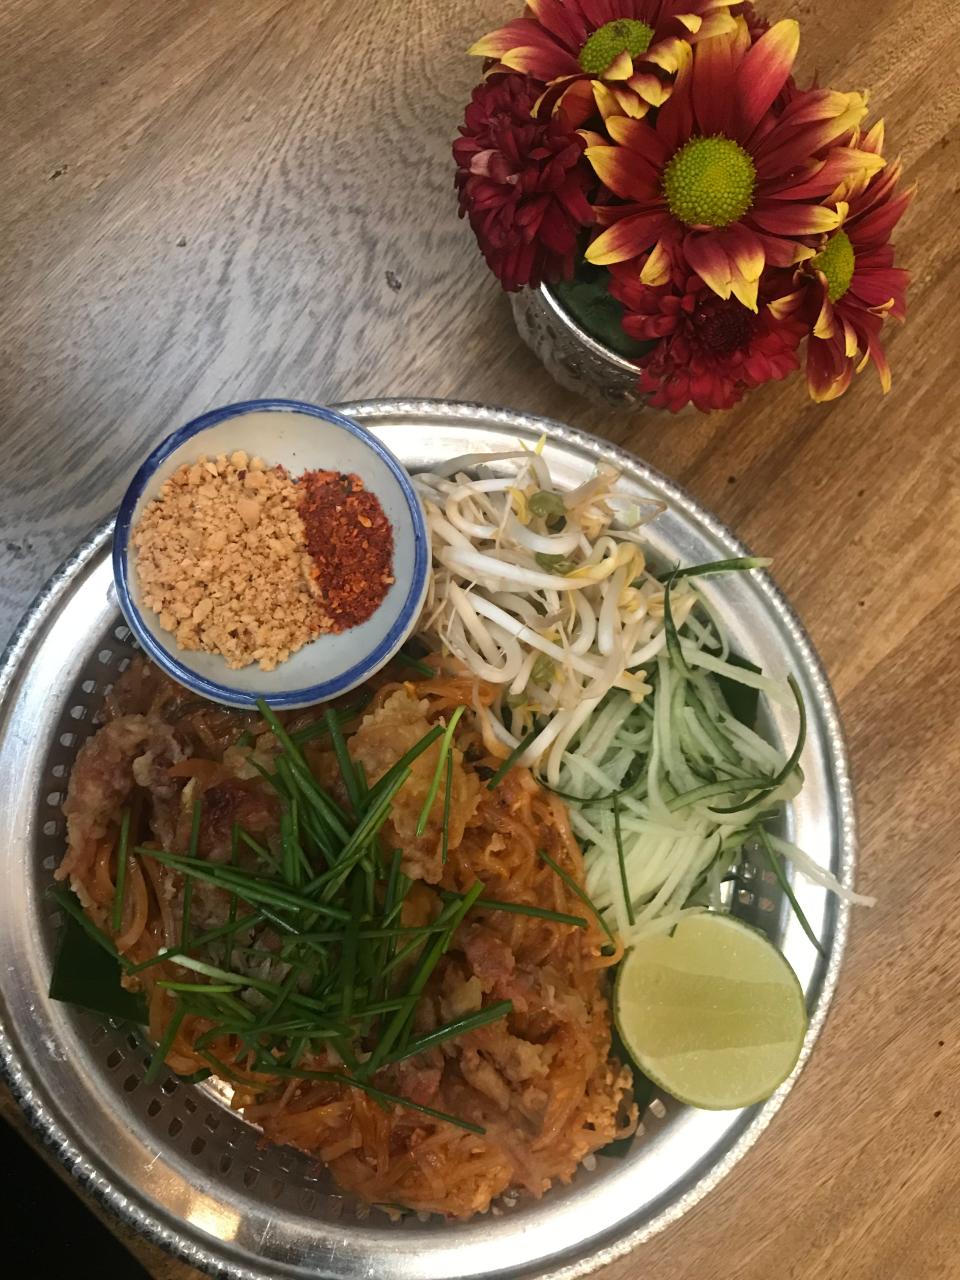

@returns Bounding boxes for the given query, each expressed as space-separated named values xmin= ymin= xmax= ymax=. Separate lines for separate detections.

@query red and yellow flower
xmin=775 ymin=122 xmax=916 ymax=401
xmin=583 ymin=18 xmax=884 ymax=311
xmin=610 ymin=251 xmax=806 ymax=411
xmin=469 ymin=0 xmax=738 ymax=123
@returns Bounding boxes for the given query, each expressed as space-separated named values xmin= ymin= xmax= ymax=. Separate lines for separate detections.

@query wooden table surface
xmin=2 ymin=0 xmax=959 ymax=1276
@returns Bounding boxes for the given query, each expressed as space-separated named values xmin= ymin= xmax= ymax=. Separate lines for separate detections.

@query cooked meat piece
xmin=59 ymin=715 xmax=154 ymax=881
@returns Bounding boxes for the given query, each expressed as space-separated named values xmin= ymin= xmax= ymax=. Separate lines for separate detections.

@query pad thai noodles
xmin=57 ymin=656 xmax=636 ymax=1218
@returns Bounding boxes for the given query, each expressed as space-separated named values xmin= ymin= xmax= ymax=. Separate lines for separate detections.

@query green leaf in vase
xmin=550 ymin=272 xmax=653 ymax=361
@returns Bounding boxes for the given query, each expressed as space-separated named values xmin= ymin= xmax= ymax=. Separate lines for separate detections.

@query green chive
xmin=145 ymin=1003 xmax=185 ymax=1084
xmin=257 ymin=1063 xmax=486 ymax=1136
xmin=613 ymin=794 xmax=635 ymax=927
xmin=537 ymin=771 xmax=646 ymax=806
xmin=386 ymin=1000 xmax=512 ymax=1066
xmin=756 ymin=825 xmax=826 ymax=958
xmin=125 ymin=910 xmax=261 ymax=975
xmin=256 ymin=699 xmax=351 ymax=842
xmin=397 ymin=648 xmax=435 ymax=677
xmin=317 ymin=774 xmax=411 ymax=901
xmin=180 ymin=796 xmax=203 ymax=948
xmin=708 ymin=675 xmax=806 ymax=815
xmin=280 ymin=804 xmax=297 ymax=886
xmin=327 ymin=707 xmax=362 ymax=814
xmin=228 ymin=822 xmax=240 ymax=924
xmin=379 ymin=935 xmax=432 ymax=981
xmin=366 ymin=724 xmax=444 ymax=808
xmin=536 ymin=850 xmax=613 ymax=941
xmin=441 ymin=754 xmax=453 ymax=864
xmin=351 ymin=995 xmax=418 ymax=1018
xmin=415 ymin=705 xmax=464 ymax=836
xmin=438 ymin=888 xmax=588 ymax=929
xmin=157 ymin=981 xmax=247 ymax=994
xmin=111 ymin=807 xmax=132 ymax=934
xmin=340 ymin=877 xmax=362 ymax=1020
xmin=486 ymin=725 xmax=540 ymax=790
xmin=289 ymin=697 xmax=370 ymax=747
xmin=657 ymin=555 xmax=772 ymax=583
xmin=366 ymin=883 xmax=483 ymax=1075
xmin=662 ymin=568 xmax=688 ymax=674
xmin=667 ymin=774 xmax=772 ymax=811
xmin=135 ymin=848 xmax=351 ymax=920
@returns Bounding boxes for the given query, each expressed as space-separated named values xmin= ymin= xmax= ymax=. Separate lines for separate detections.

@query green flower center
xmin=578 ymin=19 xmax=655 ymax=74
xmin=812 ymin=230 xmax=855 ymax=302
xmin=662 ymin=136 xmax=757 ymax=228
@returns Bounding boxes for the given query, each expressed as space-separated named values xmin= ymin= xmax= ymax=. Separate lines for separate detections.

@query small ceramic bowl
xmin=113 ymin=399 xmax=430 ymax=709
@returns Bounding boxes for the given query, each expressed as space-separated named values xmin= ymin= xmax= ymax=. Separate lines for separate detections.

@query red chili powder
xmin=298 ymin=470 xmax=395 ymax=631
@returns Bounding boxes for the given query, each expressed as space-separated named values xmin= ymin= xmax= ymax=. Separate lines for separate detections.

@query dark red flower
xmin=610 ymin=251 xmax=807 ymax=411
xmin=453 ymin=73 xmax=594 ymax=291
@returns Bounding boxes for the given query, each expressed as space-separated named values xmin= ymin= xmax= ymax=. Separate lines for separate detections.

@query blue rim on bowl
xmin=112 ymin=399 xmax=430 ymax=709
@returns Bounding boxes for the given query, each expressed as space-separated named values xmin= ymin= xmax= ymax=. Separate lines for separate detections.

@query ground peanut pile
xmin=133 ymin=452 xmax=330 ymax=670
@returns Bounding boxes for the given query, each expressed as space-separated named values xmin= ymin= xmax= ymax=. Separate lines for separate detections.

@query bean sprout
xmin=416 ymin=449 xmax=672 ymax=766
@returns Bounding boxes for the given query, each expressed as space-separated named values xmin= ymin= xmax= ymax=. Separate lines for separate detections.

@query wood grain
xmin=2 ymin=1 xmax=959 ymax=1277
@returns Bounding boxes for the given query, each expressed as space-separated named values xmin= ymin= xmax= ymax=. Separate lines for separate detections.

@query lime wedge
xmin=614 ymin=913 xmax=807 ymax=1110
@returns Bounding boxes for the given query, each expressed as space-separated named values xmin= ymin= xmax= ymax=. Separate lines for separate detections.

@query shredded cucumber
xmin=548 ymin=565 xmax=865 ymax=947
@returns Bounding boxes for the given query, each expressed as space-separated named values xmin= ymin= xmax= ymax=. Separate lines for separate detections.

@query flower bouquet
xmin=453 ymin=2 xmax=915 ymax=412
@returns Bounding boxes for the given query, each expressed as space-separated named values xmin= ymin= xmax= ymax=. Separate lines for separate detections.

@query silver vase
xmin=510 ymin=283 xmax=645 ymax=409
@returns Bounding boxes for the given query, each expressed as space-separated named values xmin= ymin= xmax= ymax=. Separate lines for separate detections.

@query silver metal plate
xmin=0 ymin=400 xmax=855 ymax=1280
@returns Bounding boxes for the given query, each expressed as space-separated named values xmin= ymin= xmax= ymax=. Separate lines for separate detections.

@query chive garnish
xmin=77 ymin=696 xmax=597 ymax=1133
xmin=416 ymin=705 xmax=465 ymax=836
xmin=438 ymin=888 xmax=588 ymax=929
xmin=667 ymin=775 xmax=772 ymax=810
xmin=289 ymin=696 xmax=370 ymax=747
xmin=366 ymin=724 xmax=444 ymax=807
xmin=125 ymin=911 xmax=261 ymax=975
xmin=662 ymin=568 xmax=688 ymax=675
xmin=145 ymin=1004 xmax=185 ymax=1084
xmin=385 ymin=999 xmax=512 ymax=1066
xmin=612 ymin=794 xmax=635 ymax=927
xmin=340 ymin=879 xmax=362 ymax=1021
xmin=134 ymin=848 xmax=352 ymax=920
xmin=397 ymin=649 xmax=435 ymax=677
xmin=486 ymin=724 xmax=540 ymax=790
xmin=364 ymin=883 xmax=483 ymax=1076
xmin=656 ymin=556 xmax=772 ymax=582
xmin=179 ymin=797 xmax=203 ymax=948
xmin=441 ymin=754 xmax=453 ymax=864
xmin=256 ymin=1063 xmax=486 ymax=1136
xmin=536 ymin=849 xmax=614 ymax=941
xmin=111 ymin=807 xmax=131 ymax=934
xmin=708 ymin=675 xmax=806 ymax=815
xmin=755 ymin=825 xmax=826 ymax=957
xmin=326 ymin=707 xmax=362 ymax=814
xmin=228 ymin=821 xmax=240 ymax=924
xmin=157 ymin=981 xmax=248 ymax=994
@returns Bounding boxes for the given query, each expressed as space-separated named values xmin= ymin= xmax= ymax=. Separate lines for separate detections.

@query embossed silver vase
xmin=510 ymin=283 xmax=646 ymax=409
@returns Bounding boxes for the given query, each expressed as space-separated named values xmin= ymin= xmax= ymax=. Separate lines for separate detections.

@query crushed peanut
xmin=133 ymin=452 xmax=331 ymax=670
